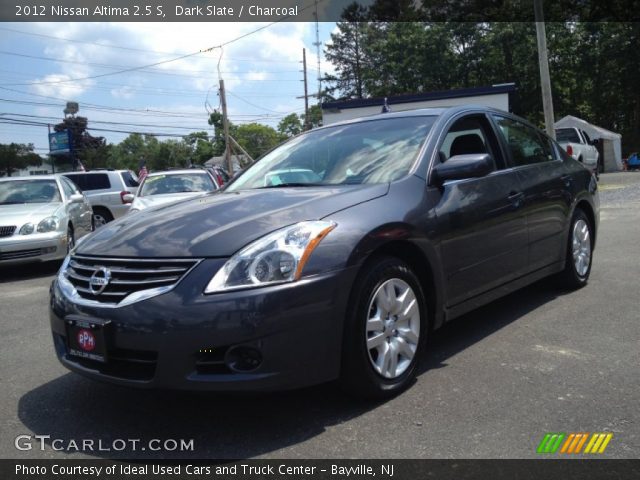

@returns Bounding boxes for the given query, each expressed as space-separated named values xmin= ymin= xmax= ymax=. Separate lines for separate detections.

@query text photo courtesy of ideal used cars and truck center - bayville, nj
xmin=1 ymin=1 xmax=639 ymax=480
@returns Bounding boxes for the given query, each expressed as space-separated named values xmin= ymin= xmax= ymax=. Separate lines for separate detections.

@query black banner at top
xmin=2 ymin=0 xmax=640 ymax=23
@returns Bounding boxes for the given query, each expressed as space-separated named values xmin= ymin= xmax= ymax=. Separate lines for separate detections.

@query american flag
xmin=138 ymin=164 xmax=148 ymax=182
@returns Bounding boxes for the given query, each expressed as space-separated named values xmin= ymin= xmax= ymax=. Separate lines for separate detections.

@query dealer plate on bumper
xmin=65 ymin=316 xmax=111 ymax=363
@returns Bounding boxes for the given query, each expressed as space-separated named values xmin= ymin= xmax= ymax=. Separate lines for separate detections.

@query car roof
xmin=62 ymin=169 xmax=130 ymax=175
xmin=0 ymin=175 xmax=59 ymax=182
xmin=318 ymin=104 xmax=514 ymax=129
xmin=146 ymin=169 xmax=209 ymax=177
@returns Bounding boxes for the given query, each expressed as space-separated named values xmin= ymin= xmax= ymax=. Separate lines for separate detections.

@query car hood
xmin=132 ymin=192 xmax=207 ymax=210
xmin=0 ymin=203 xmax=62 ymax=226
xmin=77 ymin=184 xmax=388 ymax=258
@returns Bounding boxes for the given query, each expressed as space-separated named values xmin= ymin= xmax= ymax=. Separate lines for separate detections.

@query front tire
xmin=340 ymin=256 xmax=427 ymax=399
xmin=66 ymin=226 xmax=75 ymax=253
xmin=557 ymin=209 xmax=593 ymax=289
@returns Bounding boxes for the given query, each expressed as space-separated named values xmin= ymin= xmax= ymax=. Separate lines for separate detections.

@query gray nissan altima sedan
xmin=49 ymin=106 xmax=599 ymax=398
xmin=0 ymin=175 xmax=93 ymax=265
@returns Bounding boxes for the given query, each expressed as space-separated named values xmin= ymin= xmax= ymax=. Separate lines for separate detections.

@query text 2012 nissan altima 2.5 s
xmin=49 ymin=106 xmax=599 ymax=398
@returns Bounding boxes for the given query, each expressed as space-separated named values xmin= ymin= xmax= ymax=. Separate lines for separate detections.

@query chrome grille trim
xmin=58 ymin=255 xmax=202 ymax=308
xmin=0 ymin=226 xmax=16 ymax=238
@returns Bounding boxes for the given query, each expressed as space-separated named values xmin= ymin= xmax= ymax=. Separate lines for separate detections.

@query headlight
xmin=19 ymin=223 xmax=35 ymax=235
xmin=204 ymin=220 xmax=336 ymax=293
xmin=37 ymin=216 xmax=59 ymax=233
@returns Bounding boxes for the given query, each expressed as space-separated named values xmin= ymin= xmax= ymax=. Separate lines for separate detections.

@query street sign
xmin=49 ymin=130 xmax=71 ymax=154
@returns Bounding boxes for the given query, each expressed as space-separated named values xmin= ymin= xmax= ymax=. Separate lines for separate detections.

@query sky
xmin=0 ymin=21 xmax=336 ymax=155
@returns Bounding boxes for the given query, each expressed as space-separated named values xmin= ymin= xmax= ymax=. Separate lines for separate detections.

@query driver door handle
xmin=508 ymin=191 xmax=524 ymax=209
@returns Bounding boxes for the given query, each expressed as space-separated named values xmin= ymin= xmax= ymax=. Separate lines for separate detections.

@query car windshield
xmin=139 ymin=173 xmax=215 ymax=196
xmin=227 ymin=116 xmax=436 ymax=191
xmin=555 ymin=128 xmax=581 ymax=143
xmin=0 ymin=179 xmax=61 ymax=205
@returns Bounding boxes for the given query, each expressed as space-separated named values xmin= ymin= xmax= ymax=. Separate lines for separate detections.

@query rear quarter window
xmin=64 ymin=173 xmax=111 ymax=191
xmin=120 ymin=171 xmax=139 ymax=188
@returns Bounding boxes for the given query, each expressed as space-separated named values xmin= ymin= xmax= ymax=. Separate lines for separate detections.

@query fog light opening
xmin=225 ymin=345 xmax=263 ymax=373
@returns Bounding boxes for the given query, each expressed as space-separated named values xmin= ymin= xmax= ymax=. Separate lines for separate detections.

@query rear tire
xmin=557 ymin=209 xmax=593 ymax=289
xmin=340 ymin=256 xmax=427 ymax=399
xmin=92 ymin=207 xmax=113 ymax=228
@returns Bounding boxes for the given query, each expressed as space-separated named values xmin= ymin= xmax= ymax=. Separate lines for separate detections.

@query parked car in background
xmin=625 ymin=152 xmax=640 ymax=171
xmin=62 ymin=170 xmax=139 ymax=227
xmin=51 ymin=106 xmax=598 ymax=398
xmin=555 ymin=127 xmax=599 ymax=175
xmin=127 ymin=169 xmax=218 ymax=213
xmin=204 ymin=165 xmax=230 ymax=187
xmin=0 ymin=175 xmax=92 ymax=265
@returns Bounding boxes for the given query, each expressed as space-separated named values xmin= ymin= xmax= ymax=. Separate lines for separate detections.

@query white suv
xmin=62 ymin=170 xmax=139 ymax=227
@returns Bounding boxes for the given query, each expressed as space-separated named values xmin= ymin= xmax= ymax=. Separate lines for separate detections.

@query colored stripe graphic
xmin=537 ymin=433 xmax=565 ymax=453
xmin=584 ymin=433 xmax=614 ymax=454
xmin=560 ymin=433 xmax=589 ymax=453
xmin=539 ymin=432 xmax=613 ymax=454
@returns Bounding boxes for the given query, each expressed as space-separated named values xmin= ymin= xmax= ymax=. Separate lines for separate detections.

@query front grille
xmin=0 ymin=226 xmax=16 ymax=238
xmin=0 ymin=248 xmax=41 ymax=261
xmin=65 ymin=255 xmax=199 ymax=305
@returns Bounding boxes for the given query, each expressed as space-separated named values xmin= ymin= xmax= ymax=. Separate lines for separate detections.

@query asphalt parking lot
xmin=1 ymin=172 xmax=638 ymax=460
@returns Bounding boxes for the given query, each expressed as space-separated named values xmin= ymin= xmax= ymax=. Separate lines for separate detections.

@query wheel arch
xmin=573 ymin=198 xmax=597 ymax=249
xmin=354 ymin=239 xmax=445 ymax=331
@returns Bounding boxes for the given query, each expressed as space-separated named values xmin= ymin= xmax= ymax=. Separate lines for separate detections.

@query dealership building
xmin=320 ymin=83 xmax=516 ymax=125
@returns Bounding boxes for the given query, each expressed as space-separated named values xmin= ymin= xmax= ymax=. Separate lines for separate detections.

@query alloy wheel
xmin=366 ymin=278 xmax=420 ymax=379
xmin=572 ymin=218 xmax=591 ymax=277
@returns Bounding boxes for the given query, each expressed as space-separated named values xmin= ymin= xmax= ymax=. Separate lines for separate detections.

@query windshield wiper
xmin=257 ymin=182 xmax=326 ymax=189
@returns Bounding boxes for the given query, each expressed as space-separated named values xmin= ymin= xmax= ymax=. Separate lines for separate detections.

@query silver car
xmin=127 ymin=169 xmax=218 ymax=213
xmin=0 ymin=175 xmax=93 ymax=265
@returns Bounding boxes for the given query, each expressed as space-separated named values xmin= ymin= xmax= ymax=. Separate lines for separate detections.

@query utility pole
xmin=534 ymin=0 xmax=555 ymax=139
xmin=219 ymin=79 xmax=233 ymax=174
xmin=313 ymin=1 xmax=321 ymax=104
xmin=302 ymin=48 xmax=310 ymax=130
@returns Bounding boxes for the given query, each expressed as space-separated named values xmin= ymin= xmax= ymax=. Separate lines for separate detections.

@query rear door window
xmin=493 ymin=116 xmax=555 ymax=167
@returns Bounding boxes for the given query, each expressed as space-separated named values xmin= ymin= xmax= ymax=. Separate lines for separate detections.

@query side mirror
xmin=122 ymin=193 xmax=135 ymax=204
xmin=591 ymin=138 xmax=599 ymax=146
xmin=431 ymin=153 xmax=494 ymax=186
xmin=69 ymin=193 xmax=84 ymax=203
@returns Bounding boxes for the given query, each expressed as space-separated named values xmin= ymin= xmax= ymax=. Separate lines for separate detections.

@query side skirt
xmin=443 ymin=261 xmax=565 ymax=323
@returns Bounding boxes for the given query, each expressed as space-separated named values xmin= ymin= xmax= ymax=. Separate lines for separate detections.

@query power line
xmin=1 ymin=1 xmax=323 ymax=88
xmin=0 ymin=51 xmax=301 ymax=79
xmin=0 ymin=47 xmax=215 ymax=87
xmin=0 ymin=26 xmax=301 ymax=63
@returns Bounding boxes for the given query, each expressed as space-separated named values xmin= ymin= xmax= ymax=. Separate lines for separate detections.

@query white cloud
xmin=31 ymin=73 xmax=93 ymax=99
xmin=110 ymin=85 xmax=135 ymax=99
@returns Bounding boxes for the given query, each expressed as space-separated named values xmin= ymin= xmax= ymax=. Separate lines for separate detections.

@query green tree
xmin=0 ymin=143 xmax=42 ymax=177
xmin=278 ymin=113 xmax=303 ymax=137
xmin=301 ymin=105 xmax=324 ymax=129
xmin=235 ymin=123 xmax=282 ymax=159
xmin=184 ymin=131 xmax=215 ymax=165
xmin=208 ymin=111 xmax=238 ymax=156
xmin=324 ymin=3 xmax=370 ymax=99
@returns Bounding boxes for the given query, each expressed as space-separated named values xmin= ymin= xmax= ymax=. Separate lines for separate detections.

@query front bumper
xmin=49 ymin=259 xmax=357 ymax=391
xmin=0 ymin=231 xmax=67 ymax=265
